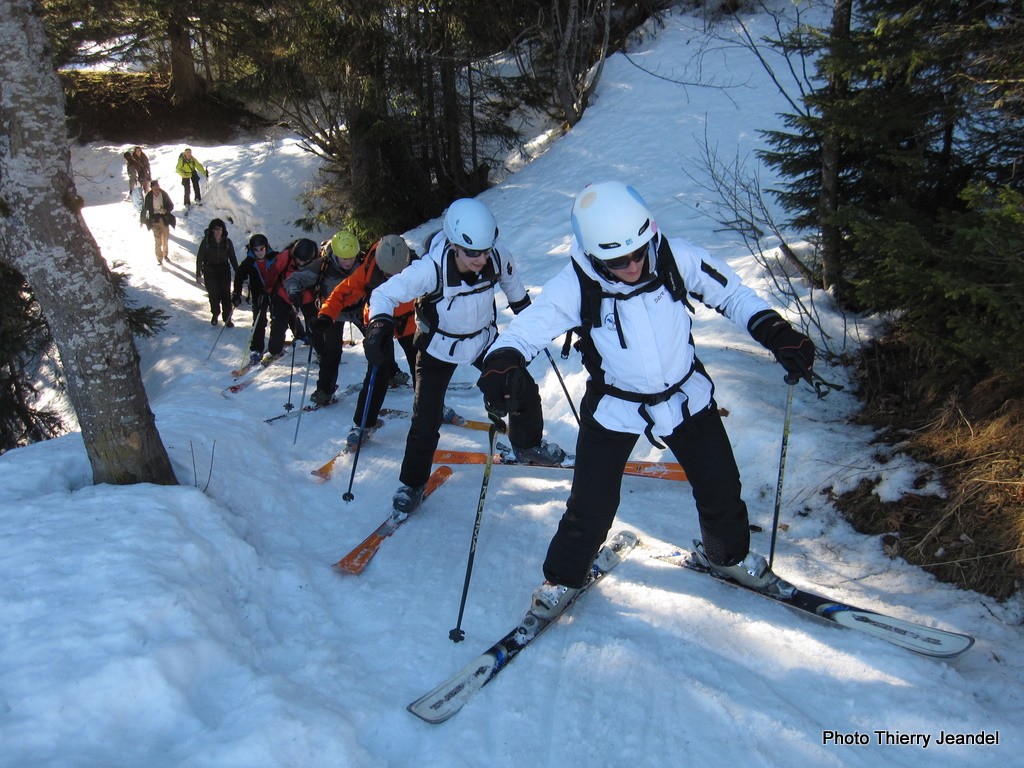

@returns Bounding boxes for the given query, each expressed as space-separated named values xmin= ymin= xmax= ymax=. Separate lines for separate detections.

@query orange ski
xmin=333 ymin=466 xmax=454 ymax=574
xmin=432 ymin=446 xmax=688 ymax=482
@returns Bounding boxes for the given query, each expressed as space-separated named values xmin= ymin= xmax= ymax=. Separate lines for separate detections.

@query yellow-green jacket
xmin=175 ymin=152 xmax=207 ymax=179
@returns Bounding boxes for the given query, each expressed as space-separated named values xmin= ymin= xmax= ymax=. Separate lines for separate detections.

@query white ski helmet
xmin=375 ymin=234 xmax=411 ymax=276
xmin=570 ymin=181 xmax=656 ymax=260
xmin=443 ymin=198 xmax=498 ymax=251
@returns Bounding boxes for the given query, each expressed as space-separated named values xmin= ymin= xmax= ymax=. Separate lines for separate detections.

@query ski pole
xmin=450 ymin=410 xmax=507 ymax=642
xmin=292 ymin=342 xmax=316 ymax=445
xmin=768 ymin=373 xmax=798 ymax=569
xmin=544 ymin=347 xmax=580 ymax=427
xmin=205 ymin=324 xmax=227 ymax=361
xmin=236 ymin=297 xmax=261 ymax=371
xmin=343 ymin=365 xmax=379 ymax=502
xmin=283 ymin=331 xmax=300 ymax=413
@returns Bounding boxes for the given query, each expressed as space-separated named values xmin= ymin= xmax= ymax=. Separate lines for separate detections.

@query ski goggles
xmin=601 ymin=245 xmax=647 ymax=271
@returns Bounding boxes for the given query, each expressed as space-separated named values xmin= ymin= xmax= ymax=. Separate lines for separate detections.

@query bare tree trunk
xmin=819 ymin=0 xmax=851 ymax=295
xmin=167 ymin=0 xmax=203 ymax=104
xmin=552 ymin=0 xmax=611 ymax=128
xmin=0 ymin=0 xmax=177 ymax=486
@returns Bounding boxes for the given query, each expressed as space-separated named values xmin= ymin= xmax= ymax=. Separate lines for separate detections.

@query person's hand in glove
xmin=288 ymin=292 xmax=303 ymax=307
xmin=362 ymin=315 xmax=395 ymax=366
xmin=748 ymin=310 xmax=815 ymax=382
xmin=313 ymin=314 xmax=333 ymax=334
xmin=477 ymin=349 xmax=528 ymax=416
xmin=231 ymin=293 xmax=242 ymax=308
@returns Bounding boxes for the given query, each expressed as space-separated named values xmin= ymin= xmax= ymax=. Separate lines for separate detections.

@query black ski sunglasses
xmin=602 ymin=244 xmax=647 ymax=271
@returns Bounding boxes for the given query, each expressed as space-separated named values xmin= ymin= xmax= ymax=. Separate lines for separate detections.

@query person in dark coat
xmin=196 ymin=218 xmax=239 ymax=326
xmin=124 ymin=146 xmax=151 ymax=195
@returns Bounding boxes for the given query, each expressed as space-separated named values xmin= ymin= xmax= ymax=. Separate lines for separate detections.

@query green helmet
xmin=330 ymin=230 xmax=360 ymax=261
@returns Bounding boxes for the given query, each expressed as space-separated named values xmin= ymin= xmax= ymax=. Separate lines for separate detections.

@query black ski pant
xmin=352 ymin=334 xmax=417 ymax=427
xmin=267 ymin=294 xmax=295 ymax=355
xmin=248 ymin=296 xmax=269 ymax=353
xmin=542 ymin=401 xmax=750 ymax=589
xmin=182 ymin=172 xmax=201 ymax=206
xmin=205 ymin=267 xmax=232 ymax=323
xmin=398 ymin=349 xmax=543 ymax=489
xmin=313 ymin=317 xmax=346 ymax=395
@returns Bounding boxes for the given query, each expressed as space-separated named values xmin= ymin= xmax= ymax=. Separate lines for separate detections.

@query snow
xmin=2 ymin=5 xmax=1021 ymax=766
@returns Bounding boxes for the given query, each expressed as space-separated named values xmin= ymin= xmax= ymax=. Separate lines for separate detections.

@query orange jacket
xmin=319 ymin=244 xmax=416 ymax=338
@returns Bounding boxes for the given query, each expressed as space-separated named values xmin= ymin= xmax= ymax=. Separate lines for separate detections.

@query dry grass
xmin=835 ymin=336 xmax=1024 ymax=600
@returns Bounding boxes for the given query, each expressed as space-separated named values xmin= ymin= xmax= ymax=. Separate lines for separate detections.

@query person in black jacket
xmin=233 ymin=233 xmax=276 ymax=365
xmin=196 ymin=218 xmax=239 ymax=326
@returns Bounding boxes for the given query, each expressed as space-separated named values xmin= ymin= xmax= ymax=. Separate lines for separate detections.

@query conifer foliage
xmin=760 ymin=0 xmax=1024 ymax=379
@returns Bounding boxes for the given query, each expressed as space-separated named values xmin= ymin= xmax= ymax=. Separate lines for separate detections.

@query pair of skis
xmin=404 ymin=531 xmax=975 ymax=724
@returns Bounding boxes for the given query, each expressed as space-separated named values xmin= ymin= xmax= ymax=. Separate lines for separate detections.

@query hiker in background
xmin=139 ymin=179 xmax=175 ymax=266
xmin=175 ymin=148 xmax=208 ymax=208
xmin=285 ymin=230 xmax=364 ymax=405
xmin=124 ymin=146 xmax=151 ymax=196
xmin=233 ymin=234 xmax=276 ymax=366
xmin=196 ymin=218 xmax=239 ymax=327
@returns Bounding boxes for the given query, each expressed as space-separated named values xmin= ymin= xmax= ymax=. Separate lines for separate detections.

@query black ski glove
xmin=477 ymin=348 xmax=527 ymax=416
xmin=748 ymin=310 xmax=815 ymax=381
xmin=363 ymin=314 xmax=395 ymax=366
xmin=231 ymin=293 xmax=242 ymax=307
xmin=288 ymin=291 xmax=303 ymax=307
xmin=313 ymin=314 xmax=333 ymax=334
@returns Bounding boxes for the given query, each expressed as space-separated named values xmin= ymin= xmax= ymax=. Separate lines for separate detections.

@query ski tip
xmin=332 ymin=560 xmax=363 ymax=575
xmin=615 ymin=529 xmax=640 ymax=548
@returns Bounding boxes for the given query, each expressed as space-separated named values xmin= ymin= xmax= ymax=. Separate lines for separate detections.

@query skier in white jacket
xmin=477 ymin=181 xmax=815 ymax=618
xmin=363 ymin=198 xmax=566 ymax=513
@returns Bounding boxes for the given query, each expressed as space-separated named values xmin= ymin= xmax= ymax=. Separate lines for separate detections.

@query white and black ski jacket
xmin=368 ymin=233 xmax=529 ymax=364
xmin=491 ymin=233 xmax=771 ymax=440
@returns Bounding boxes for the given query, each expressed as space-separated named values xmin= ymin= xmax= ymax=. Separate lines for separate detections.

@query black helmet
xmin=249 ymin=233 xmax=270 ymax=250
xmin=292 ymin=238 xmax=318 ymax=264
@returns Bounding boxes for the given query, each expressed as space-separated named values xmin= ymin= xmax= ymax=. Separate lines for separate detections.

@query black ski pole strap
xmin=798 ymin=370 xmax=844 ymax=399
xmin=560 ymin=330 xmax=574 ymax=359
xmin=485 ymin=405 xmax=508 ymax=434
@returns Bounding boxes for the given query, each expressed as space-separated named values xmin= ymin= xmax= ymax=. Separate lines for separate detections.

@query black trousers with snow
xmin=313 ymin=317 xmax=346 ymax=395
xmin=398 ymin=347 xmax=544 ymax=489
xmin=542 ymin=399 xmax=751 ymax=589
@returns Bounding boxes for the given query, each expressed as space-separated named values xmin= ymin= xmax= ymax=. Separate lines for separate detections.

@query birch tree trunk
xmin=0 ymin=0 xmax=177 ymax=485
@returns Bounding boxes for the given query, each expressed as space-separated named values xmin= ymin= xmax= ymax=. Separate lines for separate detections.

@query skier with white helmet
xmin=364 ymin=197 xmax=566 ymax=513
xmin=477 ymin=180 xmax=815 ymax=619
